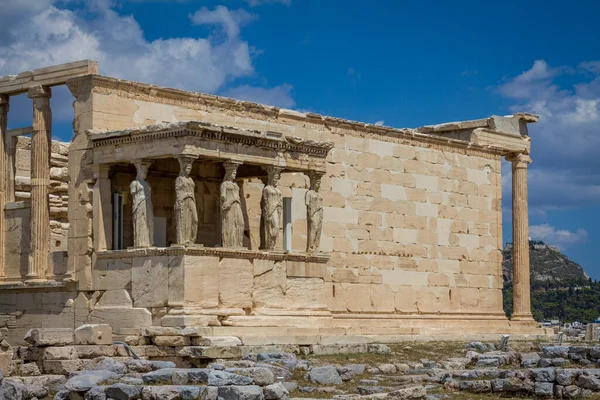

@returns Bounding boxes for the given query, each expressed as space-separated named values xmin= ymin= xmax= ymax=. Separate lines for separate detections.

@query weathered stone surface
xmin=153 ymin=336 xmax=190 ymax=347
xmin=337 ymin=364 xmax=366 ymax=381
xmin=142 ymin=368 xmax=178 ymax=384
xmin=387 ymin=385 xmax=427 ymax=398
xmin=22 ymin=374 xmax=66 ymax=392
xmin=24 ymin=328 xmax=74 ymax=346
xmin=178 ymin=346 xmax=241 ymax=359
xmin=459 ymin=380 xmax=492 ymax=393
xmin=264 ymin=382 xmax=289 ymax=399
xmin=556 ymin=368 xmax=579 ymax=386
xmin=534 ymin=382 xmax=554 ymax=397
xmin=531 ymin=367 xmax=556 ymax=382
xmin=84 ymin=357 xmax=127 ymax=375
xmin=140 ymin=385 xmax=214 ymax=400
xmin=171 ymin=368 xmax=210 ymax=385
xmin=226 ymin=367 xmax=275 ymax=386
xmin=43 ymin=359 xmax=86 ymax=375
xmin=44 ymin=346 xmax=78 ymax=360
xmin=125 ymin=360 xmax=153 ymax=373
xmin=85 ymin=385 xmax=108 ymax=400
xmin=105 ymin=383 xmax=143 ymax=400
xmin=308 ymin=366 xmax=342 ymax=385
xmin=218 ymin=385 xmax=264 ymax=400
xmin=541 ymin=346 xmax=569 ymax=359
xmin=578 ymin=374 xmax=600 ymax=390
xmin=195 ymin=336 xmax=242 ymax=347
xmin=74 ymin=324 xmax=112 ymax=345
xmin=520 ymin=352 xmax=540 ymax=368
xmin=208 ymin=370 xmax=254 ymax=386
xmin=65 ymin=370 xmax=120 ymax=392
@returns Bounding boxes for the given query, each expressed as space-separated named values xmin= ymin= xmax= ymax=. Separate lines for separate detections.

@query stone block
xmin=132 ymin=256 xmax=169 ymax=308
xmin=43 ymin=346 xmax=77 ymax=360
xmin=194 ymin=336 xmax=242 ymax=347
xmin=178 ymin=346 xmax=242 ymax=359
xmin=74 ymin=324 xmax=112 ymax=345
xmin=153 ymin=336 xmax=191 ymax=346
xmin=220 ymin=258 xmax=253 ymax=308
xmin=42 ymin=359 xmax=86 ymax=375
xmin=24 ymin=328 xmax=74 ymax=346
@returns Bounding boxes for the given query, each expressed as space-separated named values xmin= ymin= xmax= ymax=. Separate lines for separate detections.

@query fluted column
xmin=0 ymin=95 xmax=8 ymax=278
xmin=508 ymin=153 xmax=533 ymax=321
xmin=27 ymin=86 xmax=52 ymax=279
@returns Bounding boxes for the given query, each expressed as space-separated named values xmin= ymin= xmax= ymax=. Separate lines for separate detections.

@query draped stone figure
xmin=306 ymin=173 xmax=323 ymax=253
xmin=174 ymin=156 xmax=198 ymax=245
xmin=260 ymin=167 xmax=283 ymax=250
xmin=130 ymin=160 xmax=154 ymax=247
xmin=220 ymin=161 xmax=244 ymax=248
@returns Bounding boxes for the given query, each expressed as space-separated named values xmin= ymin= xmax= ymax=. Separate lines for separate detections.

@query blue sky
xmin=1 ymin=0 xmax=599 ymax=277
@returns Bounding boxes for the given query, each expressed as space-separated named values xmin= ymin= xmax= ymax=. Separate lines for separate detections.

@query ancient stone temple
xmin=0 ymin=60 xmax=546 ymax=350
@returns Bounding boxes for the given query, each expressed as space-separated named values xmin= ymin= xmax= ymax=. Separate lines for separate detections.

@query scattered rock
xmin=377 ymin=363 xmax=397 ymax=374
xmin=388 ymin=385 xmax=427 ymax=398
xmin=208 ymin=370 xmax=254 ymax=386
xmin=264 ymin=382 xmax=289 ymax=399
xmin=337 ymin=364 xmax=366 ymax=381
xmin=105 ymin=383 xmax=143 ymax=400
xmin=217 ymin=385 xmax=264 ymax=400
xmin=308 ymin=366 xmax=342 ymax=385
xmin=65 ymin=370 xmax=120 ymax=392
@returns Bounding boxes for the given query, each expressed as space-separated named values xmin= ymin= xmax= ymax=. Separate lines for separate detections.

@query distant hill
xmin=502 ymin=240 xmax=598 ymax=322
xmin=502 ymin=240 xmax=589 ymax=288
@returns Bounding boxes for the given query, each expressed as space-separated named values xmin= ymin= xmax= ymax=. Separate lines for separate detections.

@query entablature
xmin=88 ymin=121 xmax=334 ymax=173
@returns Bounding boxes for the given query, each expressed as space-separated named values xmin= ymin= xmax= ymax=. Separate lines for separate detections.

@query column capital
xmin=27 ymin=85 xmax=52 ymax=99
xmin=177 ymin=154 xmax=198 ymax=167
xmin=506 ymin=153 xmax=532 ymax=167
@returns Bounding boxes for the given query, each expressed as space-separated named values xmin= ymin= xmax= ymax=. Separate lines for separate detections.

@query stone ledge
xmin=0 ymin=279 xmax=71 ymax=290
xmin=96 ymin=247 xmax=331 ymax=263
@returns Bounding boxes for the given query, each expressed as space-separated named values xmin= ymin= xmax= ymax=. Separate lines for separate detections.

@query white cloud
xmin=374 ymin=120 xmax=384 ymax=126
xmin=223 ymin=84 xmax=295 ymax=108
xmin=0 ymin=2 xmax=295 ymax=126
xmin=189 ymin=6 xmax=257 ymax=38
xmin=529 ymin=224 xmax=588 ymax=250
xmin=243 ymin=0 xmax=291 ymax=7
xmin=498 ymin=60 xmax=600 ymax=211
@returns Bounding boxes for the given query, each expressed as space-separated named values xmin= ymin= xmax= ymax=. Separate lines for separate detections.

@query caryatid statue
xmin=174 ymin=155 xmax=198 ymax=245
xmin=260 ymin=166 xmax=283 ymax=250
xmin=130 ymin=160 xmax=154 ymax=247
xmin=306 ymin=172 xmax=324 ymax=253
xmin=220 ymin=161 xmax=245 ymax=248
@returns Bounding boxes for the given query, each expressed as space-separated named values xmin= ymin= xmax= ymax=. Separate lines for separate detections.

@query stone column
xmin=0 ymin=95 xmax=8 ymax=278
xmin=92 ymin=164 xmax=112 ymax=252
xmin=508 ymin=153 xmax=533 ymax=321
xmin=27 ymin=86 xmax=52 ymax=279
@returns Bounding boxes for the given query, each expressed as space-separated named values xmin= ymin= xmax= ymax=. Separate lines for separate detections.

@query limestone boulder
xmin=264 ymin=382 xmax=289 ymax=400
xmin=24 ymin=328 xmax=74 ymax=346
xmin=74 ymin=324 xmax=113 ymax=345
xmin=105 ymin=383 xmax=143 ymax=400
xmin=308 ymin=366 xmax=342 ymax=385
xmin=217 ymin=385 xmax=264 ymax=400
xmin=65 ymin=370 xmax=120 ymax=392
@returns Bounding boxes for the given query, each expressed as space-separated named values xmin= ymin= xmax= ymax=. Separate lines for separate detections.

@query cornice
xmin=88 ymin=121 xmax=334 ymax=158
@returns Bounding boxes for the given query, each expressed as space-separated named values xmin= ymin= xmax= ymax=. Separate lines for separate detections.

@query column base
xmin=510 ymin=313 xmax=536 ymax=323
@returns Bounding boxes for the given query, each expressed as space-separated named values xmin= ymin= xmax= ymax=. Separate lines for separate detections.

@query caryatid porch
xmin=88 ymin=121 xmax=334 ymax=326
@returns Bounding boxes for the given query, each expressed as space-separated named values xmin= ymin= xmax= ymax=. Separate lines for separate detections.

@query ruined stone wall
xmin=4 ymin=136 xmax=70 ymax=279
xmin=77 ymin=78 xmax=504 ymax=319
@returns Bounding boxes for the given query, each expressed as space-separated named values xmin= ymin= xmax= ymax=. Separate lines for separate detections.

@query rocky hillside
xmin=502 ymin=240 xmax=589 ymax=288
